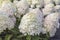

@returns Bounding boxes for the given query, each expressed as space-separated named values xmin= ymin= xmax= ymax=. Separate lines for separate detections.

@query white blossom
xmin=19 ymin=8 xmax=43 ymax=36
xmin=44 ymin=0 xmax=53 ymax=5
xmin=0 ymin=1 xmax=16 ymax=16
xmin=26 ymin=0 xmax=32 ymax=6
xmin=44 ymin=13 xmax=59 ymax=37
xmin=26 ymin=0 xmax=44 ymax=8
xmin=53 ymin=0 xmax=60 ymax=5
xmin=42 ymin=3 xmax=54 ymax=16
xmin=0 ymin=1 xmax=16 ymax=23
xmin=31 ymin=0 xmax=44 ymax=8
xmin=54 ymin=5 xmax=60 ymax=19
xmin=15 ymin=0 xmax=29 ymax=18
xmin=0 ymin=11 xmax=15 ymax=33
xmin=54 ymin=5 xmax=60 ymax=12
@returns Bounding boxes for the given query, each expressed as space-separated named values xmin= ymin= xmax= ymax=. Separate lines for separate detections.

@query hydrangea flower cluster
xmin=19 ymin=8 xmax=43 ymax=36
xmin=0 ymin=0 xmax=16 ymax=33
xmin=43 ymin=13 xmax=59 ymax=37
xmin=0 ymin=0 xmax=59 ymax=38
xmin=14 ymin=0 xmax=29 ymax=18
xmin=26 ymin=0 xmax=44 ymax=8
xmin=17 ymin=0 xmax=60 ymax=37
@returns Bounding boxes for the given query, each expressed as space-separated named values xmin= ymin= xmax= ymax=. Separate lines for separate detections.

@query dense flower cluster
xmin=0 ymin=11 xmax=15 ymax=33
xmin=0 ymin=0 xmax=59 ymax=38
xmin=0 ymin=0 xmax=16 ymax=33
xmin=43 ymin=13 xmax=59 ymax=37
xmin=18 ymin=0 xmax=60 ymax=37
xmin=14 ymin=0 xmax=29 ymax=18
xmin=19 ymin=8 xmax=43 ymax=36
xmin=26 ymin=0 xmax=44 ymax=8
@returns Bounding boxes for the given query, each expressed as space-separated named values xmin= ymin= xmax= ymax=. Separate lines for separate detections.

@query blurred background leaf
xmin=5 ymin=34 xmax=12 ymax=40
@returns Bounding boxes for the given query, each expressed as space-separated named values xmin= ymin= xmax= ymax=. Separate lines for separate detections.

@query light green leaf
xmin=0 ymin=37 xmax=2 ymax=40
xmin=26 ymin=35 xmax=31 ymax=40
xmin=5 ymin=34 xmax=12 ymax=40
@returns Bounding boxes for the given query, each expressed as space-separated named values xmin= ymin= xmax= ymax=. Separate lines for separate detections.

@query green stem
xmin=45 ymin=33 xmax=50 ymax=40
xmin=26 ymin=35 xmax=31 ymax=40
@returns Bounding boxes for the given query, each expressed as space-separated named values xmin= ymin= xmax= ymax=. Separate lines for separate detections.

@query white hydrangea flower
xmin=44 ymin=0 xmax=53 ymax=5
xmin=26 ymin=0 xmax=44 ymax=8
xmin=26 ymin=0 xmax=32 ymax=6
xmin=44 ymin=13 xmax=59 ymax=37
xmin=54 ymin=5 xmax=60 ymax=19
xmin=19 ymin=8 xmax=43 ymax=36
xmin=53 ymin=0 xmax=60 ymax=5
xmin=0 ymin=11 xmax=15 ymax=33
xmin=42 ymin=3 xmax=54 ymax=16
xmin=49 ymin=27 xmax=57 ymax=37
xmin=0 ymin=1 xmax=16 ymax=16
xmin=31 ymin=0 xmax=44 ymax=8
xmin=13 ymin=0 xmax=20 ymax=5
xmin=54 ymin=5 xmax=60 ymax=12
xmin=15 ymin=0 xmax=29 ymax=18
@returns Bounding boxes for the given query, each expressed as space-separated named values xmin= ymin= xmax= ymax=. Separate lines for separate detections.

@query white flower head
xmin=54 ymin=5 xmax=60 ymax=19
xmin=26 ymin=0 xmax=32 ymax=5
xmin=15 ymin=0 xmax=29 ymax=18
xmin=31 ymin=0 xmax=44 ymax=8
xmin=0 ymin=1 xmax=16 ymax=16
xmin=54 ymin=5 xmax=60 ymax=12
xmin=44 ymin=13 xmax=59 ymax=37
xmin=44 ymin=0 xmax=53 ymax=5
xmin=0 ymin=11 xmax=15 ymax=33
xmin=26 ymin=0 xmax=44 ymax=8
xmin=19 ymin=8 xmax=43 ymax=36
xmin=53 ymin=0 xmax=60 ymax=5
xmin=42 ymin=3 xmax=54 ymax=16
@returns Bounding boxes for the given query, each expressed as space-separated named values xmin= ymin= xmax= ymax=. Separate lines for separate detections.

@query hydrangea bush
xmin=0 ymin=0 xmax=59 ymax=40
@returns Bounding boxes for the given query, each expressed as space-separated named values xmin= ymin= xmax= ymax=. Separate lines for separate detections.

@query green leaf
xmin=12 ymin=38 xmax=19 ymax=40
xmin=11 ymin=27 xmax=20 ymax=35
xmin=0 ymin=37 xmax=2 ymax=40
xmin=5 ymin=34 xmax=12 ymax=40
xmin=32 ymin=36 xmax=40 ymax=40
xmin=17 ymin=35 xmax=24 ymax=38
xmin=26 ymin=35 xmax=31 ymax=40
